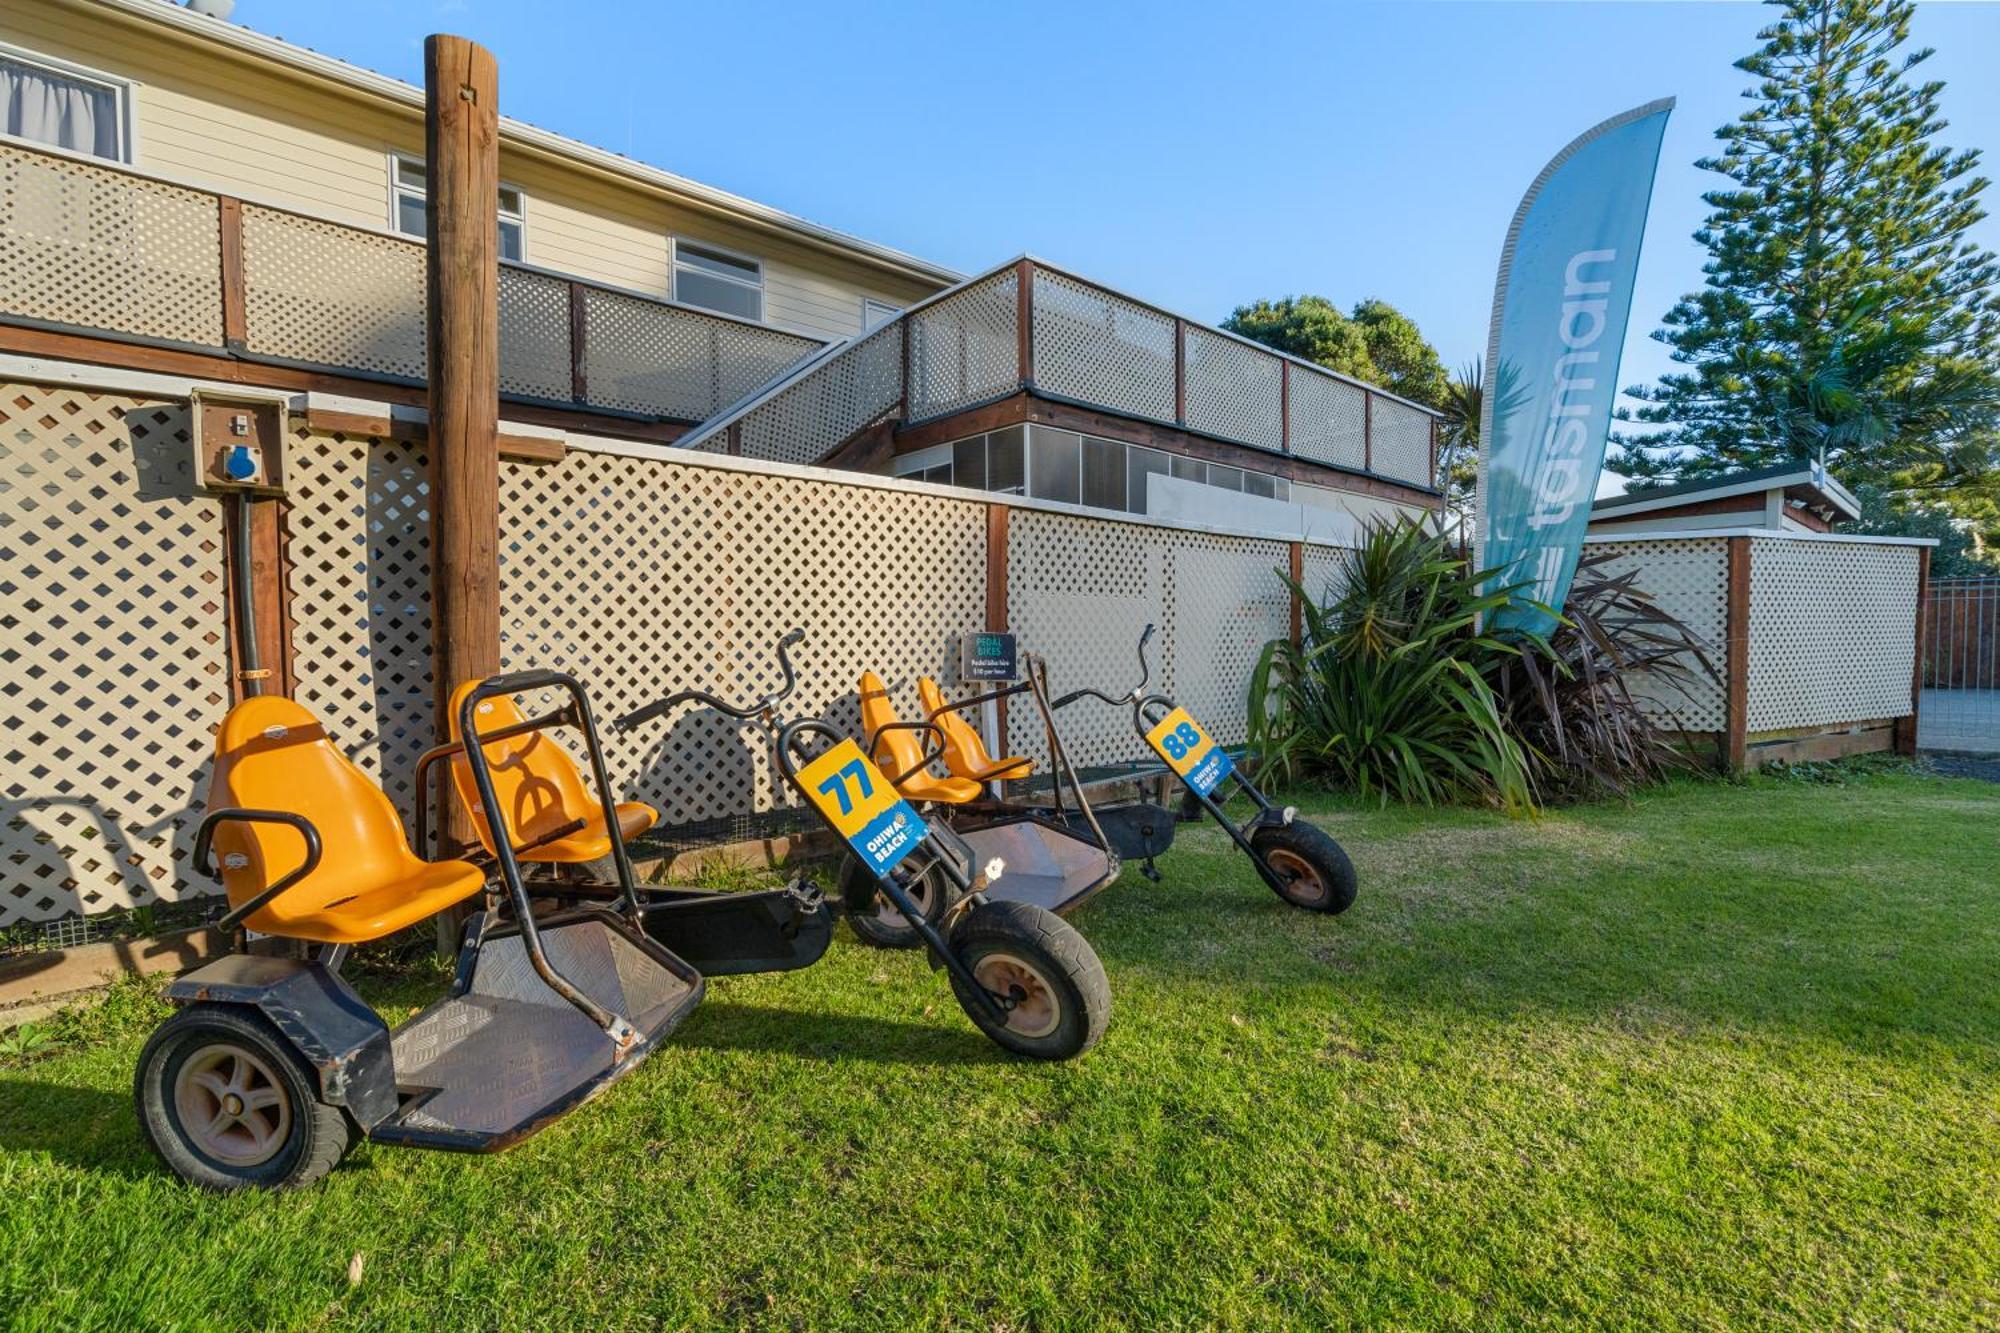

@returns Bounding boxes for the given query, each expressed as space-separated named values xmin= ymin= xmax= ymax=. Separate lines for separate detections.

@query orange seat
xmin=858 ymin=671 xmax=981 ymax=805
xmin=915 ymin=677 xmax=1032 ymax=784
xmin=207 ymin=697 xmax=484 ymax=946
xmin=446 ymin=681 xmax=657 ymax=865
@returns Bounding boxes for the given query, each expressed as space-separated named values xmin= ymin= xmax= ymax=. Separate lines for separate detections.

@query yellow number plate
xmin=795 ymin=738 xmax=928 ymax=874
xmin=1144 ymin=707 xmax=1235 ymax=797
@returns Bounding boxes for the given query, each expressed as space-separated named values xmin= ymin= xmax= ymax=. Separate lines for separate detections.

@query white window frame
xmin=862 ymin=298 xmax=899 ymax=330
xmin=388 ymin=151 xmax=528 ymax=261
xmin=0 ymin=40 xmax=136 ymax=165
xmin=672 ymin=236 xmax=765 ymax=322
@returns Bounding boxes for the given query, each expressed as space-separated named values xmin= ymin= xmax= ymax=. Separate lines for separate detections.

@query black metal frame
xmin=615 ymin=629 xmax=1017 ymax=1029
xmin=1056 ymin=624 xmax=1298 ymax=899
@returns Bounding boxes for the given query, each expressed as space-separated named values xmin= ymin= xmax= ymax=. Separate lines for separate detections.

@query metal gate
xmin=1919 ymin=577 xmax=2000 ymax=755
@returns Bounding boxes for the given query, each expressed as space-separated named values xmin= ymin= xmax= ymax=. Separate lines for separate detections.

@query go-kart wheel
xmin=1250 ymin=819 xmax=1357 ymax=914
xmin=135 ymin=1002 xmax=353 ymax=1191
xmin=946 ymin=900 xmax=1109 ymax=1060
xmin=842 ymin=850 xmax=956 ymax=950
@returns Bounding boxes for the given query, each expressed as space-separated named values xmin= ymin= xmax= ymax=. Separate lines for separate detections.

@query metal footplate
xmin=370 ymin=911 xmax=702 ymax=1151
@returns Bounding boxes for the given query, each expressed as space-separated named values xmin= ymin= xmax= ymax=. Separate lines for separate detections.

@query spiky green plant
xmin=1250 ymin=521 xmax=1538 ymax=811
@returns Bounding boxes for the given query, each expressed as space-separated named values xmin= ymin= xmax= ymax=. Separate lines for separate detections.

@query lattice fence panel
xmin=908 ymin=270 xmax=1019 ymax=422
xmin=1300 ymin=542 xmax=1352 ymax=606
xmin=1370 ymin=395 xmax=1434 ymax=487
xmin=735 ymin=322 xmax=903 ymax=465
xmin=1288 ymin=369 xmax=1367 ymax=471
xmin=1031 ymin=271 xmax=1176 ymax=423
xmin=283 ymin=426 xmax=436 ymax=821
xmin=1747 ymin=540 xmax=1919 ymax=731
xmin=0 ymin=385 xmax=228 ymax=925
xmin=0 ymin=143 xmax=224 ymax=347
xmin=1005 ymin=510 xmax=1166 ymax=772
xmin=497 ymin=451 xmax=986 ymax=835
xmin=498 ymin=266 xmax=573 ymax=403
xmin=1182 ymin=325 xmax=1283 ymax=452
xmin=241 ymin=205 xmax=427 ymax=380
xmin=1588 ymin=538 xmax=1729 ymax=732
xmin=1164 ymin=532 xmax=1291 ymax=748
xmin=576 ymin=287 xmax=813 ymax=422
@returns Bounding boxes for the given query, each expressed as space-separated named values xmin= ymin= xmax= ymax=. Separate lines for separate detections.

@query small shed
xmin=1589 ymin=464 xmax=1860 ymax=537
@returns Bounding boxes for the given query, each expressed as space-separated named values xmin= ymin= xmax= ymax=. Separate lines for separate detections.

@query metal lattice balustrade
xmin=0 ymin=140 xmax=818 ymax=422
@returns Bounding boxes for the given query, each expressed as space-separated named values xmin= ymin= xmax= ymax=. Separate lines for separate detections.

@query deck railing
xmin=0 ymin=139 xmax=823 ymax=422
xmin=680 ymin=258 xmax=1442 ymax=490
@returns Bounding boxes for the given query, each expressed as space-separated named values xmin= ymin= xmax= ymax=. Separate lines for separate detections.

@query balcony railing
xmin=679 ymin=258 xmax=1442 ymax=491
xmin=0 ymin=139 xmax=823 ymax=422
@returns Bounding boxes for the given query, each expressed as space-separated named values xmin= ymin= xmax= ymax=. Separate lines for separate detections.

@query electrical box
xmin=189 ymin=388 xmax=291 ymax=496
xmin=959 ymin=630 xmax=1019 ymax=683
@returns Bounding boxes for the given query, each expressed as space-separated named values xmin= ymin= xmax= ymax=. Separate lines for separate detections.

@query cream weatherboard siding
xmin=0 ymin=1 xmax=937 ymax=341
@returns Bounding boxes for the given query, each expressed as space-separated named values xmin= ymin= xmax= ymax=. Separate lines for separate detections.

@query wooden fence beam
xmin=1724 ymin=536 xmax=1751 ymax=772
xmin=218 ymin=196 xmax=247 ymax=350
xmin=1015 ymin=259 xmax=1035 ymax=390
xmin=1895 ymin=545 xmax=1932 ymax=756
xmin=424 ymin=32 xmax=502 ymax=854
xmin=1288 ymin=541 xmax=1304 ymax=647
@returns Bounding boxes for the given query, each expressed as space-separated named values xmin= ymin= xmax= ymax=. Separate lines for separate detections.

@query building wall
xmin=0 ymin=2 xmax=938 ymax=339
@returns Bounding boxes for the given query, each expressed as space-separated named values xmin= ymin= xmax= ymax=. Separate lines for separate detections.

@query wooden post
xmin=986 ymin=501 xmax=1011 ymax=763
xmin=1895 ymin=545 xmax=1932 ymax=757
xmin=1172 ymin=318 xmax=1187 ymax=426
xmin=1288 ymin=541 xmax=1304 ymax=647
xmin=222 ymin=495 xmax=291 ymax=702
xmin=1015 ymin=259 xmax=1035 ymax=390
xmin=1279 ymin=361 xmax=1291 ymax=454
xmin=218 ymin=196 xmax=247 ymax=350
xmin=1363 ymin=392 xmax=1375 ymax=475
xmin=424 ymin=33 xmax=501 ymax=855
xmin=1724 ymin=536 xmax=1751 ymax=772
xmin=567 ymin=280 xmax=589 ymax=404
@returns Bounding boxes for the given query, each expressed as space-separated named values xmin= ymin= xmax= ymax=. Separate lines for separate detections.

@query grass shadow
xmin=670 ymin=1001 xmax=1009 ymax=1067
xmin=0 ymin=1077 xmax=161 ymax=1181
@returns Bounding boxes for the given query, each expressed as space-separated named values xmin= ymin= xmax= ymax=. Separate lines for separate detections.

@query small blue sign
xmin=1183 ymin=746 xmax=1234 ymax=798
xmin=853 ymin=800 xmax=927 ymax=875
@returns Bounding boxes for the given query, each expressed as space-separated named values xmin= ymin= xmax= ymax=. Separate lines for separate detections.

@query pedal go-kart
xmin=835 ymin=654 xmax=1174 ymax=949
xmin=615 ymin=629 xmax=1111 ymax=1060
xmin=1055 ymin=625 xmax=1358 ymax=914
xmin=135 ymin=671 xmax=707 ymax=1190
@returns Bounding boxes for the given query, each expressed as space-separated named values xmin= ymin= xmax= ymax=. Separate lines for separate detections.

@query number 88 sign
xmin=1144 ymin=707 xmax=1234 ymax=798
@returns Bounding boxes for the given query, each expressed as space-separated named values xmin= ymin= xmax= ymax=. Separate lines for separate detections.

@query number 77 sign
xmin=1145 ymin=706 xmax=1235 ymax=798
xmin=795 ymin=737 xmax=929 ymax=875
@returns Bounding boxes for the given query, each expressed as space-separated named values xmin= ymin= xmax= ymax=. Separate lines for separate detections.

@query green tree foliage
xmin=1223 ymin=296 xmax=1449 ymax=409
xmin=1849 ymin=483 xmax=1998 ymax=576
xmin=1613 ymin=0 xmax=2000 ymax=510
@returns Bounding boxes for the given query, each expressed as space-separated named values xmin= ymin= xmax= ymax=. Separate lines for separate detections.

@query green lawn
xmin=3 ymin=768 xmax=1997 ymax=1329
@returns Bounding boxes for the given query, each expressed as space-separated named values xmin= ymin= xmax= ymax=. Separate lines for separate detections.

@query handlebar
xmin=1051 ymin=622 xmax=1156 ymax=711
xmin=617 ymin=628 xmax=805 ymax=731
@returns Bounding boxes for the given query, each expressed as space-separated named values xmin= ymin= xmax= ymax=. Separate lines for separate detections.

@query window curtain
xmin=2 ymin=55 xmax=119 ymax=160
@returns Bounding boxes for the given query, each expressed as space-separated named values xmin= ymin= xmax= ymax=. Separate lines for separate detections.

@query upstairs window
xmin=674 ymin=239 xmax=764 ymax=321
xmin=0 ymin=45 xmax=130 ymax=162
xmin=390 ymin=154 xmax=525 ymax=261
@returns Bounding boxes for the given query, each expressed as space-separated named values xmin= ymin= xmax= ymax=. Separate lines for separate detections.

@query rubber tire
xmin=842 ymin=851 xmax=957 ymax=950
xmin=1250 ymin=819 xmax=1358 ymax=914
xmin=134 ymin=1002 xmax=353 ymax=1192
xmin=946 ymin=900 xmax=1110 ymax=1061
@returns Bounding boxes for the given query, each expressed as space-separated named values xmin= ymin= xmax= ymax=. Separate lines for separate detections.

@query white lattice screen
xmin=1585 ymin=538 xmax=1729 ymax=732
xmin=1369 ymin=396 xmax=1433 ymax=487
xmin=0 ymin=142 xmax=224 ymax=347
xmin=1182 ymin=326 xmax=1284 ymax=454
xmin=1005 ymin=509 xmax=1290 ymax=769
xmin=1300 ymin=542 xmax=1351 ymax=606
xmin=1747 ymin=540 xmax=1919 ymax=731
xmin=498 ymin=267 xmax=572 ymax=403
xmin=1030 ymin=271 xmax=1176 ymax=423
xmin=283 ymin=426 xmax=437 ymax=820
xmin=496 ymin=451 xmax=986 ymax=830
xmin=0 ymin=387 xmax=227 ymax=926
xmin=1288 ymin=371 xmax=1367 ymax=472
xmin=908 ymin=271 xmax=1020 ymax=422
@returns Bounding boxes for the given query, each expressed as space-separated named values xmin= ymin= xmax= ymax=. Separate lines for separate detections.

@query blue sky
xmin=242 ymin=0 xmax=2000 ymax=415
